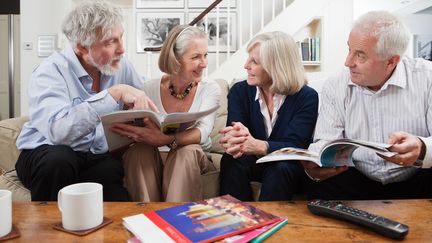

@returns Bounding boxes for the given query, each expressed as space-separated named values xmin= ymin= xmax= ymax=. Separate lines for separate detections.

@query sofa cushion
xmin=0 ymin=170 xmax=31 ymax=201
xmin=210 ymin=79 xmax=228 ymax=154
xmin=0 ymin=116 xmax=29 ymax=172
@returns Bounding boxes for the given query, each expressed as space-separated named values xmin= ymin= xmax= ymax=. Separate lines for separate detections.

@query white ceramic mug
xmin=0 ymin=190 xmax=12 ymax=237
xmin=57 ymin=182 xmax=103 ymax=231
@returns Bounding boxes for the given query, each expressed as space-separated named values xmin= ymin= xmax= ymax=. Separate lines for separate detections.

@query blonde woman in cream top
xmin=110 ymin=25 xmax=220 ymax=202
xmin=142 ymin=77 xmax=219 ymax=152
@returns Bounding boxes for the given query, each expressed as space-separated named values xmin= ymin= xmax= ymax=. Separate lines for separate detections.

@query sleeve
xmin=27 ymin=63 xmax=117 ymax=146
xmin=267 ymin=87 xmax=319 ymax=152
xmin=308 ymin=74 xmax=347 ymax=153
xmin=419 ymin=70 xmax=432 ymax=168
xmin=195 ymin=81 xmax=221 ymax=144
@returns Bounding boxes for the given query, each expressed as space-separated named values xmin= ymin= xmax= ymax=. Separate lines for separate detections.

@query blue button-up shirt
xmin=16 ymin=45 xmax=144 ymax=154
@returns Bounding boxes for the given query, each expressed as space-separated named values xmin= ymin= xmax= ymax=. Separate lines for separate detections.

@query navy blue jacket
xmin=227 ymin=80 xmax=319 ymax=163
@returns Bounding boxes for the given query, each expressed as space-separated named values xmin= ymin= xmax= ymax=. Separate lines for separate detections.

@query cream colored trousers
xmin=122 ymin=143 xmax=216 ymax=202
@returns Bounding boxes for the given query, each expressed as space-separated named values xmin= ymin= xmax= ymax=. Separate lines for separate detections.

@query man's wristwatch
xmin=168 ymin=136 xmax=178 ymax=149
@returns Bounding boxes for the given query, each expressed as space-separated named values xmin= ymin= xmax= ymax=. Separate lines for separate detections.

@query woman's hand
xmin=219 ymin=122 xmax=267 ymax=158
xmin=219 ymin=123 xmax=247 ymax=158
xmin=110 ymin=118 xmax=171 ymax=146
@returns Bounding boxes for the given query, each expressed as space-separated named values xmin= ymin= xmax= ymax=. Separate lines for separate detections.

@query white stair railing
xmin=208 ymin=0 xmax=331 ymax=83
xmin=136 ymin=0 xmax=294 ymax=78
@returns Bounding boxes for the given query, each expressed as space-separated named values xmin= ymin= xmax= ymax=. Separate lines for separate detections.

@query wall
xmin=125 ymin=0 xmax=292 ymax=80
xmin=18 ymin=0 xmax=432 ymax=116
xmin=20 ymin=0 xmax=72 ymax=115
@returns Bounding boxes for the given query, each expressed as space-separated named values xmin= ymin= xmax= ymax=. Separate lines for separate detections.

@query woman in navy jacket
xmin=219 ymin=31 xmax=318 ymax=201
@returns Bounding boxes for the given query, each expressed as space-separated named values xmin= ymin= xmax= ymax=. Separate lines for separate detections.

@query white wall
xmin=20 ymin=0 xmax=72 ymax=115
xmin=353 ymin=0 xmax=432 ymax=58
xmin=18 ymin=0 xmax=432 ymax=116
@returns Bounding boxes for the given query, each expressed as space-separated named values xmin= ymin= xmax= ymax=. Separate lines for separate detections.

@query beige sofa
xmin=0 ymin=79 xmax=263 ymax=201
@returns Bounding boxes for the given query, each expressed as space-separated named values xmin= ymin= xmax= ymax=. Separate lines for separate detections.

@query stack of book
xmin=297 ymin=37 xmax=320 ymax=62
xmin=123 ymin=195 xmax=288 ymax=243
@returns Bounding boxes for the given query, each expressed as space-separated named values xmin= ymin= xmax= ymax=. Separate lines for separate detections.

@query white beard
xmin=88 ymin=50 xmax=123 ymax=76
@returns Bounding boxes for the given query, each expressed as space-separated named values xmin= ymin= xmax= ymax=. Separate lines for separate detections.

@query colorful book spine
xmin=220 ymin=217 xmax=284 ymax=243
xmin=250 ymin=218 xmax=288 ymax=243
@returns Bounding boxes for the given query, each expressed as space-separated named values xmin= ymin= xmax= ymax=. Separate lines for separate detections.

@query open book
xmin=256 ymin=138 xmax=397 ymax=167
xmin=123 ymin=195 xmax=280 ymax=243
xmin=101 ymin=105 xmax=219 ymax=152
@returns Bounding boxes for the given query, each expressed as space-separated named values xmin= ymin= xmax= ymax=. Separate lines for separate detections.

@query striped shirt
xmin=309 ymin=57 xmax=432 ymax=184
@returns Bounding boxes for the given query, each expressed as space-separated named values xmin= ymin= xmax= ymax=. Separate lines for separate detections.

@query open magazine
xmin=101 ymin=105 xmax=219 ymax=152
xmin=256 ymin=138 xmax=397 ymax=167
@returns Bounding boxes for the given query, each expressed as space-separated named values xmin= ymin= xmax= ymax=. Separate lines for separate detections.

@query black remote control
xmin=307 ymin=199 xmax=409 ymax=239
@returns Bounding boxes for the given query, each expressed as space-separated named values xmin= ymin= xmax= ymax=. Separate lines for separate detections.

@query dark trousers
xmin=307 ymin=167 xmax=432 ymax=200
xmin=219 ymin=153 xmax=306 ymax=201
xmin=15 ymin=144 xmax=131 ymax=201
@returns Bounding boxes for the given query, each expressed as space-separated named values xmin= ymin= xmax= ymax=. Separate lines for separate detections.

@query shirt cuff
xmin=86 ymin=90 xmax=119 ymax=115
xmin=418 ymin=136 xmax=432 ymax=168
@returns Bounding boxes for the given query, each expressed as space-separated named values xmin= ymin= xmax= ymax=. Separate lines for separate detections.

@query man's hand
xmin=380 ymin=131 xmax=425 ymax=166
xmin=108 ymin=84 xmax=159 ymax=112
xmin=301 ymin=161 xmax=348 ymax=182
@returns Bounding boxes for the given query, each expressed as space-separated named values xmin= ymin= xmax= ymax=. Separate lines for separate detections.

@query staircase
xmin=208 ymin=0 xmax=332 ymax=83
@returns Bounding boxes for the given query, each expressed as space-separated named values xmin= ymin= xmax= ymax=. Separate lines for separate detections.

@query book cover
xmin=101 ymin=105 xmax=219 ymax=152
xmin=301 ymin=41 xmax=310 ymax=61
xmin=123 ymin=195 xmax=280 ymax=243
xmin=256 ymin=138 xmax=397 ymax=167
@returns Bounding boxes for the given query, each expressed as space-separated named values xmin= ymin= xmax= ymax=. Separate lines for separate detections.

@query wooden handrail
xmin=143 ymin=0 xmax=223 ymax=52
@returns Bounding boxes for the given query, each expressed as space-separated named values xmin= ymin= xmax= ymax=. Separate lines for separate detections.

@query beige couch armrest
xmin=0 ymin=116 xmax=29 ymax=173
xmin=210 ymin=79 xmax=229 ymax=155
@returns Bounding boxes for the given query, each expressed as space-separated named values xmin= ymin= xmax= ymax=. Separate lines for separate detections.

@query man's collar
xmin=348 ymin=58 xmax=407 ymax=91
xmin=62 ymin=44 xmax=90 ymax=79
xmin=382 ymin=58 xmax=406 ymax=89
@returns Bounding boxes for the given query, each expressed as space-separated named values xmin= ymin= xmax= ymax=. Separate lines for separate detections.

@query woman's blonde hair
xmin=159 ymin=25 xmax=207 ymax=74
xmin=247 ymin=31 xmax=307 ymax=95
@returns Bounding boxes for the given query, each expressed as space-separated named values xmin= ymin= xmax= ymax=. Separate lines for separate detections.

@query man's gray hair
xmin=352 ymin=11 xmax=410 ymax=60
xmin=61 ymin=0 xmax=123 ymax=49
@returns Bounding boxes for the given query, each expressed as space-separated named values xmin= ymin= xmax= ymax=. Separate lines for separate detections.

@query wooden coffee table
xmin=8 ymin=199 xmax=432 ymax=242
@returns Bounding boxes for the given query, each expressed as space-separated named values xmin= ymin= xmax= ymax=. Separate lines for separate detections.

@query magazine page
xmin=101 ymin=109 xmax=162 ymax=127
xmin=129 ymin=195 xmax=279 ymax=243
xmin=101 ymin=109 xmax=163 ymax=152
xmin=328 ymin=138 xmax=396 ymax=157
xmin=319 ymin=139 xmax=397 ymax=167
xmin=256 ymin=147 xmax=319 ymax=164
xmin=161 ymin=105 xmax=220 ymax=134
xmin=102 ymin=126 xmax=133 ymax=152
xmin=319 ymin=143 xmax=357 ymax=167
